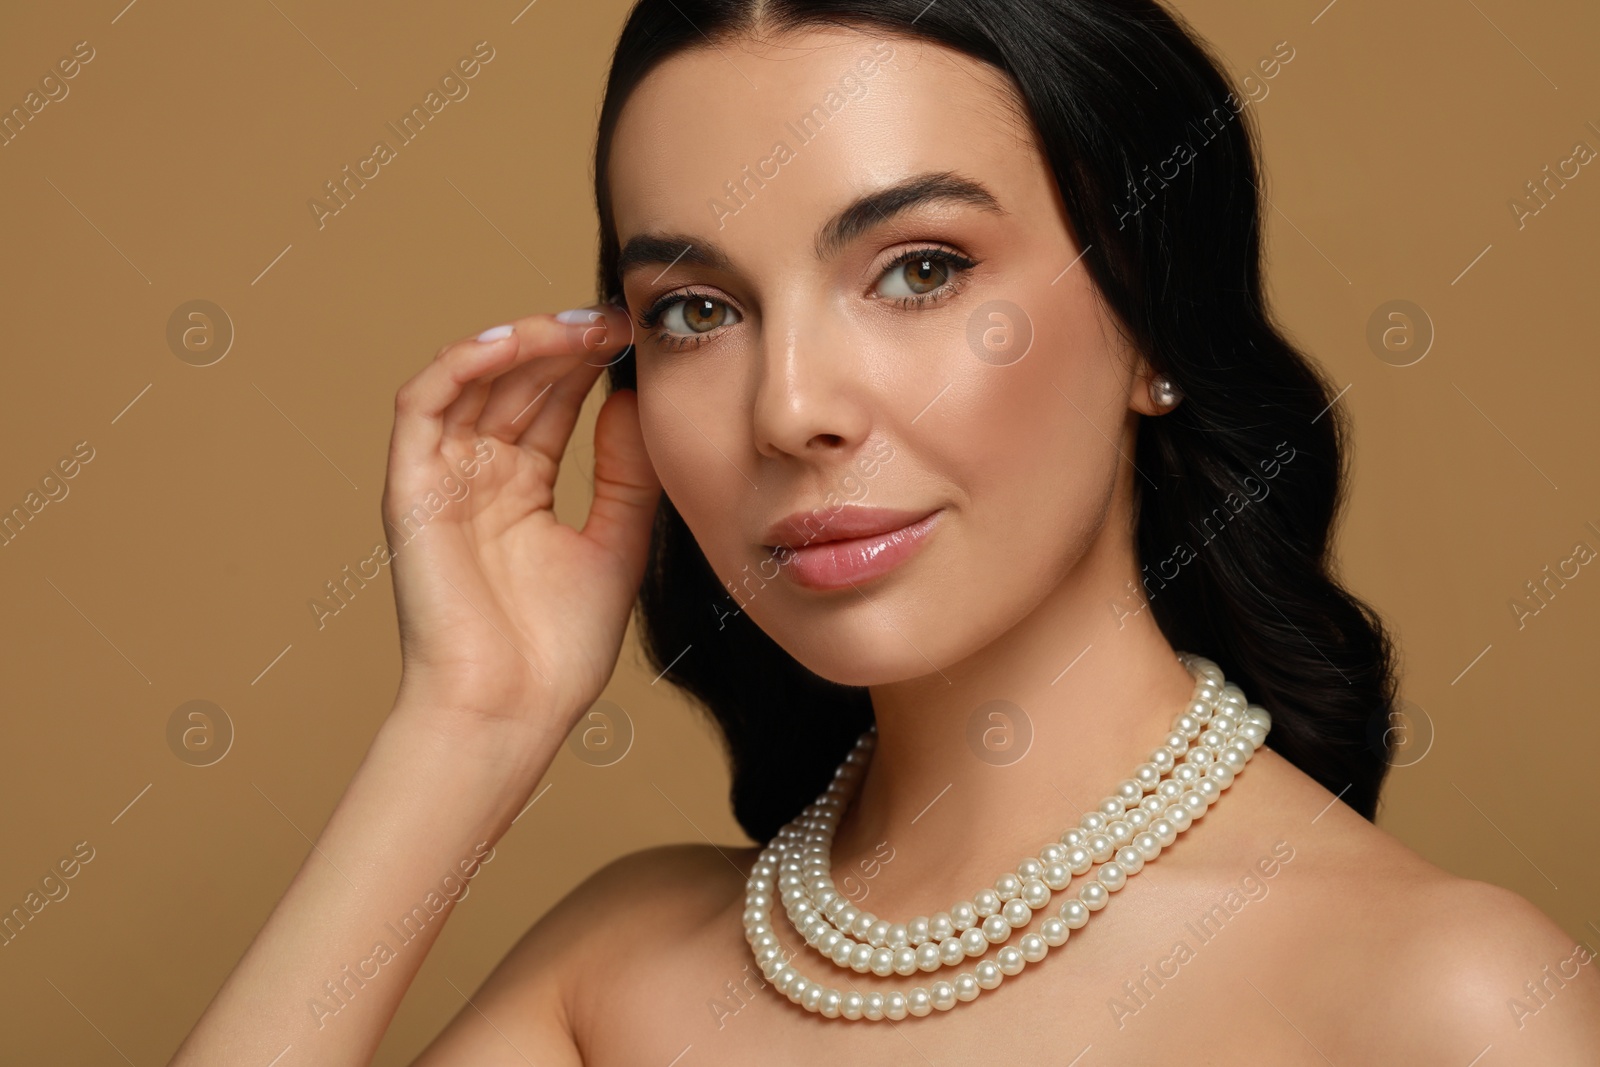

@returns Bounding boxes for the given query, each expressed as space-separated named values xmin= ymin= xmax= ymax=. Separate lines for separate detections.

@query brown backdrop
xmin=1 ymin=0 xmax=1596 ymax=1062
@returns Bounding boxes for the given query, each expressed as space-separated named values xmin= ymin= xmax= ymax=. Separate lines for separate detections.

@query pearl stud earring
xmin=1149 ymin=375 xmax=1182 ymax=411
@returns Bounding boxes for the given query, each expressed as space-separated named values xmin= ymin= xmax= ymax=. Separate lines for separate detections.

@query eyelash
xmin=634 ymin=245 xmax=979 ymax=354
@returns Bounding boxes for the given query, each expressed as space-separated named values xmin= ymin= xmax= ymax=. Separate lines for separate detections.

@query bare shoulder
xmin=1228 ymin=748 xmax=1600 ymax=1061
xmin=410 ymin=841 xmax=757 ymax=1065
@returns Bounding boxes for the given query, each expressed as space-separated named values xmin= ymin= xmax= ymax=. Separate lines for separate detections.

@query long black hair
xmin=593 ymin=0 xmax=1400 ymax=843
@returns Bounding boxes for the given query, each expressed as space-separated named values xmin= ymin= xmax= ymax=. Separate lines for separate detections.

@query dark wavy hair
xmin=592 ymin=0 xmax=1401 ymax=843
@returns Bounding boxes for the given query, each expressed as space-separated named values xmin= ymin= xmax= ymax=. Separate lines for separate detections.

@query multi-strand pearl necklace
xmin=741 ymin=651 xmax=1272 ymax=1021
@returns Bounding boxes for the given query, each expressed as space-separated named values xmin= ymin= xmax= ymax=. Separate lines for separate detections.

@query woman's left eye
xmin=659 ymin=294 xmax=739 ymax=335
xmin=873 ymin=247 xmax=977 ymax=307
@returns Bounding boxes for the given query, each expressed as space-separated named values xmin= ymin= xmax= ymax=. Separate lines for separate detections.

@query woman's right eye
xmin=656 ymin=294 xmax=742 ymax=335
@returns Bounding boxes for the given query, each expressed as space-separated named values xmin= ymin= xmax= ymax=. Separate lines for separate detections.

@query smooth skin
xmin=171 ymin=25 xmax=1600 ymax=1067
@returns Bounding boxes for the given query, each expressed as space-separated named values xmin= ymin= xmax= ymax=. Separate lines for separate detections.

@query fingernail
xmin=554 ymin=307 xmax=604 ymax=324
xmin=475 ymin=324 xmax=515 ymax=342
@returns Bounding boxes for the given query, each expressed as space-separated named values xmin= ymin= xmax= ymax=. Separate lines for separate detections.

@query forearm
xmin=170 ymin=701 xmax=559 ymax=1067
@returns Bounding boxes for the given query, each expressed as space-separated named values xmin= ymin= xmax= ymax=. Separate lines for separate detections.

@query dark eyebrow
xmin=615 ymin=171 xmax=1005 ymax=281
xmin=815 ymin=171 xmax=1005 ymax=259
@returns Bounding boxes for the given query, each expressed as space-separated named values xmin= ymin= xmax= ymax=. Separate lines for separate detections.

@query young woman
xmin=172 ymin=0 xmax=1600 ymax=1063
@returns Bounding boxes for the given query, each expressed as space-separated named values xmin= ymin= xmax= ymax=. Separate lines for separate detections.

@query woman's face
xmin=608 ymin=28 xmax=1157 ymax=686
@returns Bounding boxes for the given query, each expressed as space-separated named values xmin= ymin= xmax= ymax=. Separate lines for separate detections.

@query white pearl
xmin=972 ymin=890 xmax=1000 ymax=918
xmin=1181 ymin=790 xmax=1207 ymax=818
xmin=907 ymin=916 xmax=930 ymax=945
xmin=1114 ymin=845 xmax=1144 ymax=875
xmin=1246 ymin=705 xmax=1272 ymax=730
xmin=1140 ymin=794 xmax=1165 ymax=815
xmin=1158 ymin=779 xmax=1184 ymax=800
xmin=893 ymin=947 xmax=919 ymax=975
xmin=941 ymin=936 xmax=966 ymax=965
xmin=916 ymin=941 xmax=942 ymax=971
xmin=820 ymin=987 xmax=843 ymax=1017
xmin=1135 ymin=762 xmax=1162 ymax=789
xmin=1150 ymin=748 xmax=1175 ymax=772
xmin=1003 ymin=898 xmax=1033 ymax=927
xmin=1205 ymin=762 xmax=1235 ymax=788
xmin=907 ymin=987 xmax=933 ymax=1016
xmin=1098 ymin=861 xmax=1126 ymax=891
xmin=886 ymin=922 xmax=909 ymax=948
xmin=1134 ymin=832 xmax=1161 ymax=860
xmin=867 ymin=918 xmax=891 ymax=946
xmin=1044 ymin=862 xmax=1072 ymax=890
xmin=1150 ymin=818 xmax=1176 ymax=847
xmin=1107 ymin=820 xmax=1134 ymax=845
xmin=1061 ymin=827 xmax=1088 ymax=848
xmin=1040 ymin=844 xmax=1068 ymax=865
xmin=864 ymin=990 xmax=884 ymax=1020
xmin=975 ymin=960 xmax=1004 ymax=989
xmin=1184 ymin=746 xmax=1214 ymax=767
xmin=1041 ymin=916 xmax=1070 ymax=946
xmin=1017 ymin=858 xmax=1044 ymax=880
xmin=997 ymin=946 xmax=1025 ymax=975
xmin=1080 ymin=881 xmax=1109 ymax=910
xmin=886 ymin=990 xmax=909 ymax=1020
xmin=994 ymin=873 xmax=1022 ymax=901
xmin=1174 ymin=714 xmax=1202 ymax=738
xmin=982 ymin=914 xmax=1011 ymax=943
xmin=1088 ymin=833 xmax=1115 ymax=863
xmin=1163 ymin=731 xmax=1189 ymax=754
xmin=1060 ymin=898 xmax=1090 ymax=928
xmin=1166 ymin=803 xmax=1193 ymax=832
xmin=1125 ymin=809 xmax=1150 ymax=830
xmin=1021 ymin=878 xmax=1051 ymax=909
xmin=1116 ymin=779 xmax=1143 ymax=804
xmin=1195 ymin=778 xmax=1221 ymax=805
xmin=1174 ymin=764 xmax=1200 ymax=784
xmin=1211 ymin=714 xmax=1237 ymax=734
xmin=951 ymin=901 xmax=977 ymax=930
xmin=802 ymin=984 xmax=823 ymax=1011
xmin=931 ymin=981 xmax=957 ymax=1011
xmin=954 ymin=972 xmax=980 ymax=1002
xmin=842 ymin=990 xmax=864 ymax=1020
xmin=1221 ymin=747 xmax=1248 ymax=772
xmin=1239 ymin=722 xmax=1267 ymax=749
xmin=929 ymin=912 xmax=954 ymax=941
xmin=1066 ymin=846 xmax=1093 ymax=875
xmin=1079 ymin=811 xmax=1107 ymax=832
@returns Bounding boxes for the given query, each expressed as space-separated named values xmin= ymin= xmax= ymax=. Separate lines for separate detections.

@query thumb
xmin=582 ymin=387 xmax=662 ymax=579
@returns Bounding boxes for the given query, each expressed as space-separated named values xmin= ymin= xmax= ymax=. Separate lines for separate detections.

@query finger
xmin=389 ymin=303 xmax=632 ymax=468
xmin=479 ymin=305 xmax=636 ymax=440
xmin=512 ymin=357 xmax=609 ymax=468
xmin=581 ymin=388 xmax=661 ymax=585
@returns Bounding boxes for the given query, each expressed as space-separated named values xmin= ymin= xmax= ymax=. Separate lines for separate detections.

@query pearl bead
xmin=1150 ymin=818 xmax=1177 ymax=846
xmin=850 ymin=943 xmax=873 ymax=971
xmin=1098 ymin=861 xmax=1126 ymax=891
xmin=1181 ymin=790 xmax=1207 ymax=818
xmin=1150 ymin=748 xmax=1175 ymax=772
xmin=931 ymin=981 xmax=956 ymax=1011
xmin=1080 ymin=881 xmax=1109 ymax=910
xmin=1061 ymin=827 xmax=1088 ymax=848
xmin=1174 ymin=764 xmax=1200 ymax=784
xmin=997 ymin=946 xmax=1025 ymax=975
xmin=1126 ymin=808 xmax=1150 ymax=830
xmin=929 ymin=912 xmax=954 ymax=941
xmin=1017 ymin=858 xmax=1044 ymax=880
xmin=1163 ymin=731 xmax=1188 ymax=753
xmin=1158 ymin=779 xmax=1184 ymax=800
xmin=867 ymin=918 xmax=891 ymax=946
xmin=1174 ymin=714 xmax=1201 ymax=738
xmin=907 ymin=916 xmax=930 ymax=945
xmin=1040 ymin=843 xmax=1068 ymax=865
xmin=1116 ymin=779 xmax=1143 ymax=804
xmin=1166 ymin=803 xmax=1193 ymax=832
xmin=1003 ymin=898 xmax=1033 ymax=927
xmin=803 ymin=984 xmax=824 ymax=1011
xmin=994 ymin=873 xmax=1021 ymax=901
xmin=1221 ymin=747 xmax=1248 ymax=772
xmin=951 ymin=901 xmax=977 ymax=930
xmin=1044 ymin=862 xmax=1072 ymax=890
xmin=1066 ymin=846 xmax=1093 ymax=875
xmin=893 ymin=947 xmax=918 ymax=975
xmin=1021 ymin=878 xmax=1051 ymax=909
xmin=1135 ymin=762 xmax=1162 ymax=789
xmin=886 ymin=922 xmax=908 ymax=948
xmin=1060 ymin=898 xmax=1090 ymax=928
xmin=820 ymin=987 xmax=843 ymax=1017
xmin=915 ymin=941 xmax=941 ymax=971
xmin=1195 ymin=778 xmax=1221 ymax=805
xmin=1134 ymin=832 xmax=1161 ymax=860
xmin=1098 ymin=796 xmax=1125 ymax=818
xmin=842 ymin=990 xmax=864 ymax=1020
xmin=1107 ymin=819 xmax=1134 ymax=844
xmin=1079 ymin=811 xmax=1107 ymax=833
xmin=1211 ymin=714 xmax=1237 ymax=734
xmin=1114 ymin=845 xmax=1144 ymax=875
xmin=1140 ymin=794 xmax=1165 ymax=815
xmin=972 ymin=890 xmax=1000 ymax=918
xmin=1088 ymin=833 xmax=1115 ymax=863
xmin=963 ymin=926 xmax=990 ymax=956
xmin=1239 ymin=722 xmax=1267 ymax=749
xmin=954 ymin=972 xmax=980 ymax=1002
xmin=941 ymin=936 xmax=965 ymax=965
xmin=981 ymin=914 xmax=1010 ymax=944
xmin=1041 ymin=917 xmax=1070 ymax=946
xmin=864 ymin=990 xmax=884 ymax=1020
xmin=975 ymin=960 xmax=1004 ymax=989
xmin=1205 ymin=762 xmax=1235 ymax=788
xmin=907 ymin=987 xmax=933 ymax=1016
xmin=886 ymin=990 xmax=909 ymax=1019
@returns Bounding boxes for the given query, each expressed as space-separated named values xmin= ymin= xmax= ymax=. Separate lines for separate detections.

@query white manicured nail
xmin=475 ymin=324 xmax=515 ymax=342
xmin=554 ymin=308 xmax=603 ymax=324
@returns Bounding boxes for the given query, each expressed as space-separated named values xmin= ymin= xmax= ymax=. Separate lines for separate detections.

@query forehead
xmin=607 ymin=28 xmax=1041 ymax=252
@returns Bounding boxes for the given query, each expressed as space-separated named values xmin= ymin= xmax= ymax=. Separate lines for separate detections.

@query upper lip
xmin=762 ymin=505 xmax=939 ymax=549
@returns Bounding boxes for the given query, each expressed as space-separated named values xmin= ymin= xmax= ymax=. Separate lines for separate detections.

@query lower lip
xmin=772 ymin=509 xmax=944 ymax=591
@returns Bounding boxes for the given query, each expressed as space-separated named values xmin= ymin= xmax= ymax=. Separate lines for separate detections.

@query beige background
xmin=1 ymin=0 xmax=1596 ymax=1062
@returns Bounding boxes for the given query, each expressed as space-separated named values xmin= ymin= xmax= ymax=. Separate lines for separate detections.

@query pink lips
xmin=763 ymin=507 xmax=944 ymax=591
